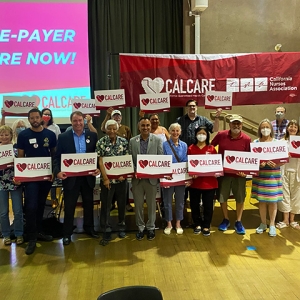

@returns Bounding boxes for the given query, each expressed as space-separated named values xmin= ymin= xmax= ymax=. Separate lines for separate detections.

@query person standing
xmin=17 ymin=108 xmax=56 ymax=255
xmin=129 ymin=117 xmax=163 ymax=241
xmin=54 ymin=111 xmax=100 ymax=246
xmin=162 ymin=123 xmax=188 ymax=235
xmin=211 ymin=114 xmax=251 ymax=235
xmin=271 ymin=106 xmax=289 ymax=140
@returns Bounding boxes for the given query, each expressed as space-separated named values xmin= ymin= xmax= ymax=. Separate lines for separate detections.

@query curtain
xmin=88 ymin=0 xmax=183 ymax=136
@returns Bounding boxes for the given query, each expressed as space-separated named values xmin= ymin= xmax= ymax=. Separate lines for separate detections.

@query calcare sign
xmin=250 ymin=140 xmax=289 ymax=163
xmin=205 ymin=91 xmax=232 ymax=110
xmin=223 ymin=150 xmax=260 ymax=175
xmin=188 ymin=154 xmax=223 ymax=177
xmin=139 ymin=92 xmax=170 ymax=113
xmin=0 ymin=144 xmax=14 ymax=170
xmin=71 ymin=99 xmax=100 ymax=116
xmin=94 ymin=89 xmax=125 ymax=110
xmin=102 ymin=155 xmax=134 ymax=179
xmin=61 ymin=152 xmax=97 ymax=177
xmin=14 ymin=157 xmax=52 ymax=182
xmin=136 ymin=154 xmax=172 ymax=179
xmin=288 ymin=135 xmax=300 ymax=158
xmin=160 ymin=162 xmax=192 ymax=187
xmin=3 ymin=95 xmax=38 ymax=116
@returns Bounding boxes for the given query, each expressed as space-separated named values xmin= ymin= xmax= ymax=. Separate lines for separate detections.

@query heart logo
xmin=291 ymin=140 xmax=300 ymax=149
xmin=96 ymin=95 xmax=105 ymax=102
xmin=252 ymin=147 xmax=262 ymax=153
xmin=141 ymin=98 xmax=149 ymax=106
xmin=16 ymin=163 xmax=27 ymax=172
xmin=63 ymin=159 xmax=73 ymax=167
xmin=190 ymin=160 xmax=199 ymax=168
xmin=139 ymin=160 xmax=148 ymax=169
xmin=4 ymin=100 xmax=14 ymax=108
xmin=225 ymin=156 xmax=235 ymax=164
xmin=141 ymin=77 xmax=164 ymax=94
xmin=104 ymin=162 xmax=112 ymax=170
xmin=73 ymin=102 xmax=81 ymax=109
xmin=207 ymin=95 xmax=214 ymax=102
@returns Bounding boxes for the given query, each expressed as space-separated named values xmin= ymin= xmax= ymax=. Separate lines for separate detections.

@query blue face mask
xmin=16 ymin=127 xmax=26 ymax=135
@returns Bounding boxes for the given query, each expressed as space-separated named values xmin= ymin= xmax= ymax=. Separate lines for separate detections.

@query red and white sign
xmin=61 ymin=153 xmax=97 ymax=177
xmin=188 ymin=154 xmax=223 ymax=177
xmin=71 ymin=99 xmax=100 ymax=116
xmin=120 ymin=53 xmax=300 ymax=107
xmin=223 ymin=150 xmax=260 ymax=175
xmin=139 ymin=92 xmax=170 ymax=113
xmin=94 ymin=89 xmax=125 ymax=110
xmin=250 ymin=141 xmax=289 ymax=163
xmin=0 ymin=144 xmax=14 ymax=170
xmin=136 ymin=154 xmax=172 ymax=179
xmin=14 ymin=157 xmax=52 ymax=182
xmin=160 ymin=162 xmax=192 ymax=187
xmin=2 ymin=95 xmax=38 ymax=116
xmin=288 ymin=136 xmax=300 ymax=158
xmin=205 ymin=91 xmax=232 ymax=110
xmin=102 ymin=155 xmax=134 ymax=179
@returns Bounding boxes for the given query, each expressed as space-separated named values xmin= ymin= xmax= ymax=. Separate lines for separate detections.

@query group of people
xmin=0 ymin=102 xmax=299 ymax=255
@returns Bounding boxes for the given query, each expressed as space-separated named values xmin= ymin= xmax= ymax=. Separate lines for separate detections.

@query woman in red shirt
xmin=188 ymin=126 xmax=218 ymax=236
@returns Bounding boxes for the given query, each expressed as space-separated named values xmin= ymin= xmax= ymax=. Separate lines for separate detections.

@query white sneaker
xmin=176 ymin=227 xmax=183 ymax=235
xmin=256 ymin=223 xmax=267 ymax=234
xmin=164 ymin=227 xmax=172 ymax=235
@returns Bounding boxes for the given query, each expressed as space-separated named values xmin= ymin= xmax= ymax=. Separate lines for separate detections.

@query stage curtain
xmin=88 ymin=0 xmax=183 ymax=136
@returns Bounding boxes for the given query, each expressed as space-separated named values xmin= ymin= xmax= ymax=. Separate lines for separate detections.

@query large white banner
xmin=188 ymin=154 xmax=223 ymax=177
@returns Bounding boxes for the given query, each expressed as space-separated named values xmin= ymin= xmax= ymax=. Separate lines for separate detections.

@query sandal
xmin=4 ymin=237 xmax=11 ymax=245
xmin=276 ymin=221 xmax=289 ymax=229
xmin=290 ymin=222 xmax=300 ymax=229
xmin=16 ymin=236 xmax=24 ymax=245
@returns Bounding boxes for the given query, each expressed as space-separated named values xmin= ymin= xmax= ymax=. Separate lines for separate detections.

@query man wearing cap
xmin=211 ymin=114 xmax=251 ymax=235
xmin=271 ymin=106 xmax=289 ymax=140
xmin=101 ymin=107 xmax=132 ymax=141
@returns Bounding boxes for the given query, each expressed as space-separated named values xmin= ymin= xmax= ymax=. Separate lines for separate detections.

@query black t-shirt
xmin=17 ymin=128 xmax=56 ymax=157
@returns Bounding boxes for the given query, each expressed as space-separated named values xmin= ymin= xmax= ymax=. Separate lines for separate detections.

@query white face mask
xmin=261 ymin=128 xmax=271 ymax=137
xmin=275 ymin=112 xmax=285 ymax=119
xmin=197 ymin=134 xmax=207 ymax=142
xmin=231 ymin=128 xmax=241 ymax=134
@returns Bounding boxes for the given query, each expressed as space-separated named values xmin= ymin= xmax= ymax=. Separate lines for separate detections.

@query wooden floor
xmin=1 ymin=196 xmax=300 ymax=300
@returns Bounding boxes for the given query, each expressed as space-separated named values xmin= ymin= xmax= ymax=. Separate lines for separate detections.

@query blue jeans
xmin=0 ymin=188 xmax=23 ymax=237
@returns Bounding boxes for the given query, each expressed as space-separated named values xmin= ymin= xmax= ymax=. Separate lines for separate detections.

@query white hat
xmin=229 ymin=114 xmax=243 ymax=122
xmin=111 ymin=110 xmax=121 ymax=116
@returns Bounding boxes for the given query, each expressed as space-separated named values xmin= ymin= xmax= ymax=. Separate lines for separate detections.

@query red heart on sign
xmin=225 ymin=156 xmax=235 ymax=164
xmin=63 ymin=159 xmax=73 ymax=167
xmin=207 ymin=95 xmax=214 ymax=102
xmin=291 ymin=140 xmax=300 ymax=149
xmin=16 ymin=163 xmax=27 ymax=172
xmin=190 ymin=160 xmax=199 ymax=167
xmin=96 ymin=95 xmax=105 ymax=102
xmin=139 ymin=160 xmax=148 ymax=169
xmin=104 ymin=162 xmax=112 ymax=170
xmin=4 ymin=100 xmax=14 ymax=108
xmin=252 ymin=147 xmax=262 ymax=153
xmin=73 ymin=102 xmax=81 ymax=109
xmin=141 ymin=98 xmax=149 ymax=106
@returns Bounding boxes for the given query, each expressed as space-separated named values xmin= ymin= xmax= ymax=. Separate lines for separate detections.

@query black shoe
xmin=202 ymin=229 xmax=211 ymax=236
xmin=147 ymin=230 xmax=155 ymax=241
xmin=25 ymin=240 xmax=36 ymax=255
xmin=126 ymin=204 xmax=134 ymax=212
xmin=118 ymin=231 xmax=126 ymax=239
xmin=136 ymin=231 xmax=144 ymax=241
xmin=63 ymin=236 xmax=71 ymax=245
xmin=37 ymin=232 xmax=53 ymax=242
xmin=85 ymin=229 xmax=99 ymax=238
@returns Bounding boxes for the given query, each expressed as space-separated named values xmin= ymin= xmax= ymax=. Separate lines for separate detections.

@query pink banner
xmin=120 ymin=53 xmax=300 ymax=107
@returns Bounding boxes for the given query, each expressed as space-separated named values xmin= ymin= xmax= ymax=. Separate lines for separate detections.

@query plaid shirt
xmin=176 ymin=114 xmax=213 ymax=146
xmin=271 ymin=119 xmax=289 ymax=140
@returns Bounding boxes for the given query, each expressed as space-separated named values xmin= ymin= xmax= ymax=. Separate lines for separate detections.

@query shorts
xmin=217 ymin=176 xmax=246 ymax=204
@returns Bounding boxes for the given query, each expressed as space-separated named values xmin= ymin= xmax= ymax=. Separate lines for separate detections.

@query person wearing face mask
xmin=276 ymin=120 xmax=300 ymax=230
xmin=271 ymin=106 xmax=289 ymax=140
xmin=162 ymin=123 xmax=188 ymax=235
xmin=41 ymin=108 xmax=61 ymax=139
xmin=11 ymin=119 xmax=27 ymax=147
xmin=252 ymin=119 xmax=284 ymax=237
xmin=188 ymin=127 xmax=218 ymax=236
xmin=211 ymin=114 xmax=251 ymax=235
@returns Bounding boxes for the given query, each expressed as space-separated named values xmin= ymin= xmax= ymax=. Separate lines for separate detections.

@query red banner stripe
xmin=15 ymin=175 xmax=52 ymax=182
xmin=64 ymin=170 xmax=96 ymax=177
xmin=188 ymin=171 xmax=224 ymax=177
xmin=0 ymin=163 xmax=14 ymax=170
xmin=136 ymin=172 xmax=172 ymax=179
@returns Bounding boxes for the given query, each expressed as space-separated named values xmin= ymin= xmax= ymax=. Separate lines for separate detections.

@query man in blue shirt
xmin=54 ymin=111 xmax=100 ymax=246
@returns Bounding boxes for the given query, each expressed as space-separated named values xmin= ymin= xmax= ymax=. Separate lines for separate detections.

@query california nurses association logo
xmin=141 ymin=77 xmax=164 ymax=93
